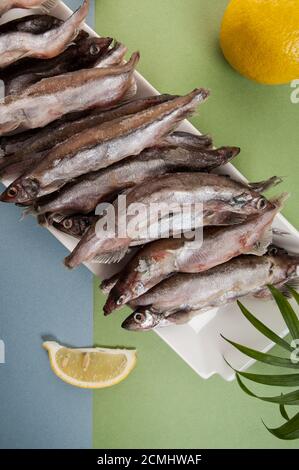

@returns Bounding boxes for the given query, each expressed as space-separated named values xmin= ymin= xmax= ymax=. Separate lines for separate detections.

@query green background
xmin=93 ymin=0 xmax=299 ymax=448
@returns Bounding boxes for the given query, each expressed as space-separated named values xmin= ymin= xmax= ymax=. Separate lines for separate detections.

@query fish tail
xmin=249 ymin=176 xmax=283 ymax=193
xmin=121 ymin=51 xmax=140 ymax=73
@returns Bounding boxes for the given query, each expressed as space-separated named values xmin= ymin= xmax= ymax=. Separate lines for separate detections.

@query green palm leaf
xmin=287 ymin=286 xmax=299 ymax=307
xmin=223 ymin=285 xmax=299 ymax=440
xmin=236 ymin=374 xmax=299 ymax=405
xmin=236 ymin=301 xmax=293 ymax=352
xmin=222 ymin=335 xmax=298 ymax=369
xmin=280 ymin=401 xmax=290 ymax=421
xmin=236 ymin=370 xmax=299 ymax=387
xmin=267 ymin=285 xmax=299 ymax=341
xmin=264 ymin=412 xmax=299 ymax=440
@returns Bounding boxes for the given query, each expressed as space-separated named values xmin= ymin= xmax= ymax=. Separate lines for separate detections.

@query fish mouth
xmin=121 ymin=314 xmax=144 ymax=331
xmin=0 ymin=191 xmax=10 ymax=202
xmin=227 ymin=146 xmax=241 ymax=160
xmin=103 ymin=291 xmax=128 ymax=316
xmin=103 ymin=299 xmax=117 ymax=316
xmin=0 ymin=188 xmax=17 ymax=203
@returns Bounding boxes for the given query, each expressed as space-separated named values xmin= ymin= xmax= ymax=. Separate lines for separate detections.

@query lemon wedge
xmin=43 ymin=341 xmax=136 ymax=389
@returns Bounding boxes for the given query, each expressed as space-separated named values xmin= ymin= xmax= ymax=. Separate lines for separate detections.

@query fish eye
xmin=257 ymin=197 xmax=267 ymax=210
xmin=63 ymin=218 xmax=73 ymax=229
xmin=116 ymin=295 xmax=126 ymax=306
xmin=7 ymin=187 xmax=18 ymax=198
xmin=134 ymin=312 xmax=145 ymax=323
xmin=89 ymin=44 xmax=101 ymax=55
xmin=268 ymin=246 xmax=278 ymax=256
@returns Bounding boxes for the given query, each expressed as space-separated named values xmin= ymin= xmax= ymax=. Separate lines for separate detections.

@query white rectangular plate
xmin=1 ymin=1 xmax=298 ymax=380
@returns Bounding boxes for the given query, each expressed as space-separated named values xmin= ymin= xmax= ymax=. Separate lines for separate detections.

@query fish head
xmin=231 ymin=192 xmax=272 ymax=215
xmin=0 ymin=177 xmax=39 ymax=204
xmin=79 ymin=37 xmax=113 ymax=61
xmin=122 ymin=307 xmax=162 ymax=331
xmin=53 ymin=215 xmax=93 ymax=238
xmin=266 ymin=245 xmax=299 ymax=284
xmin=104 ymin=271 xmax=147 ymax=315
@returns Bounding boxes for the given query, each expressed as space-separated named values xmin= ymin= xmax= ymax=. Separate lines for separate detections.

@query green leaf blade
xmin=237 ymin=301 xmax=293 ymax=352
xmin=236 ymin=375 xmax=299 ymax=405
xmin=264 ymin=412 xmax=299 ymax=440
xmin=222 ymin=335 xmax=299 ymax=369
xmin=237 ymin=370 xmax=299 ymax=387
xmin=279 ymin=402 xmax=290 ymax=421
xmin=287 ymin=286 xmax=299 ymax=307
xmin=268 ymin=285 xmax=299 ymax=341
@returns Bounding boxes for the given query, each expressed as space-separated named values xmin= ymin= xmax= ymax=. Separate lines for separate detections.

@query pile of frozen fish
xmin=0 ymin=1 xmax=298 ymax=331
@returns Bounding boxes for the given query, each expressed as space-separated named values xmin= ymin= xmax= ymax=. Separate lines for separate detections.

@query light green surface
xmin=93 ymin=0 xmax=299 ymax=448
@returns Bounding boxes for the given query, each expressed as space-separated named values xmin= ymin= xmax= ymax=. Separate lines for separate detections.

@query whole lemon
xmin=220 ymin=0 xmax=299 ymax=85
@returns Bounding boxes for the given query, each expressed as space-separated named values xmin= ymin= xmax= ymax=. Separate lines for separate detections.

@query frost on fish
xmin=0 ymin=0 xmax=89 ymax=68
xmin=63 ymin=168 xmax=278 ymax=270
xmin=35 ymin=144 xmax=239 ymax=217
xmin=0 ymin=87 xmax=207 ymax=205
xmin=3 ymin=37 xmax=113 ymax=96
xmin=0 ymin=50 xmax=139 ymax=137
xmin=123 ymin=250 xmax=299 ymax=330
xmin=103 ymin=193 xmax=286 ymax=314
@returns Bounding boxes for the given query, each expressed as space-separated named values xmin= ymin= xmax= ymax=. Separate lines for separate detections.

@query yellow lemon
xmin=43 ymin=341 xmax=137 ymax=389
xmin=220 ymin=0 xmax=299 ymax=84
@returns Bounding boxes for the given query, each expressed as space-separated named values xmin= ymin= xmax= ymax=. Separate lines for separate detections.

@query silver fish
xmin=3 ymin=37 xmax=113 ymax=96
xmin=0 ymin=0 xmax=89 ymax=68
xmin=35 ymin=145 xmax=240 ymax=216
xmin=1 ymin=88 xmax=208 ymax=204
xmin=0 ymin=14 xmax=63 ymax=35
xmin=0 ymin=94 xmax=175 ymax=169
xmin=0 ymin=150 xmax=45 ymax=180
xmin=103 ymin=193 xmax=287 ymax=314
xmin=0 ymin=50 xmax=138 ymax=136
xmin=64 ymin=172 xmax=279 ymax=269
xmin=0 ymin=0 xmax=46 ymax=16
xmin=123 ymin=251 xmax=299 ymax=330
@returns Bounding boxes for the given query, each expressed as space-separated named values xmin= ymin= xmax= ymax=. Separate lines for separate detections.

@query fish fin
xmin=180 ymin=244 xmax=211 ymax=269
xmin=93 ymin=247 xmax=129 ymax=264
xmin=166 ymin=308 xmax=200 ymax=325
xmin=247 ymin=226 xmax=273 ymax=256
xmin=254 ymin=279 xmax=299 ymax=299
xmin=20 ymin=206 xmax=36 ymax=220
xmin=253 ymin=287 xmax=272 ymax=299
xmin=249 ymin=176 xmax=283 ymax=193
